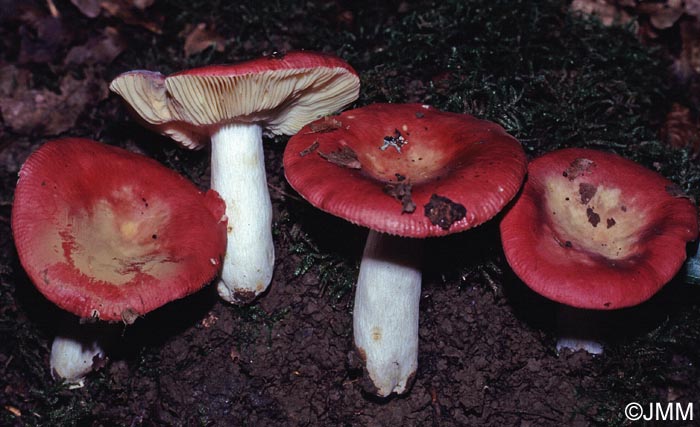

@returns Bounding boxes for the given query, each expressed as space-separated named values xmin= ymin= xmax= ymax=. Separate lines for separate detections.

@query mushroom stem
xmin=50 ymin=320 xmax=105 ymax=387
xmin=353 ymin=230 xmax=422 ymax=397
xmin=211 ymin=123 xmax=274 ymax=304
xmin=685 ymin=240 xmax=700 ymax=285
xmin=555 ymin=305 xmax=604 ymax=355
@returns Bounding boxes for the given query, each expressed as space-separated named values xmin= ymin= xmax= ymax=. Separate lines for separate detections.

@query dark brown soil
xmin=2 ymin=1 xmax=700 ymax=426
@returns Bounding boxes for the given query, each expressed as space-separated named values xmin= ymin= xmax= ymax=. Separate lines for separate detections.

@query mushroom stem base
xmin=685 ymin=240 xmax=700 ymax=285
xmin=50 ymin=320 xmax=106 ymax=386
xmin=555 ymin=305 xmax=605 ymax=355
xmin=211 ymin=123 xmax=274 ymax=304
xmin=353 ymin=230 xmax=422 ymax=397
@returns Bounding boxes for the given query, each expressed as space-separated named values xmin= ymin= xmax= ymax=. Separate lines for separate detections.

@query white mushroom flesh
xmin=353 ymin=230 xmax=422 ymax=396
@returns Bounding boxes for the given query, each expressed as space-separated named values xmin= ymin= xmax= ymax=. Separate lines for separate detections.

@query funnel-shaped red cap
xmin=284 ymin=103 xmax=527 ymax=237
xmin=500 ymin=148 xmax=699 ymax=309
xmin=12 ymin=138 xmax=227 ymax=322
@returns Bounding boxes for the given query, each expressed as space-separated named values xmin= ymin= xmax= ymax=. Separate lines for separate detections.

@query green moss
xmin=349 ymin=1 xmax=666 ymax=147
xmin=275 ymin=209 xmax=359 ymax=305
xmin=23 ymin=384 xmax=94 ymax=427
xmin=231 ymin=305 xmax=290 ymax=348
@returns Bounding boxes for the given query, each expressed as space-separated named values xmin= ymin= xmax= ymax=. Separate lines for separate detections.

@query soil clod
xmin=586 ymin=207 xmax=601 ymax=227
xmin=383 ymin=175 xmax=416 ymax=213
xmin=579 ymin=182 xmax=597 ymax=204
xmin=563 ymin=158 xmax=595 ymax=180
xmin=424 ymin=194 xmax=467 ymax=230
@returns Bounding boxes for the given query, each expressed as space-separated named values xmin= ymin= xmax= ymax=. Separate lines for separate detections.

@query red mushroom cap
xmin=500 ymin=148 xmax=699 ymax=310
xmin=170 ymin=51 xmax=357 ymax=77
xmin=283 ymin=103 xmax=527 ymax=237
xmin=12 ymin=138 xmax=227 ymax=322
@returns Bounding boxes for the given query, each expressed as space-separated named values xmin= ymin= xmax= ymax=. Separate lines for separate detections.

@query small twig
xmin=2 ymin=355 xmax=13 ymax=372
xmin=586 ymin=139 xmax=628 ymax=149
xmin=46 ymin=0 xmax=60 ymax=17
xmin=267 ymin=182 xmax=302 ymax=202
xmin=430 ymin=385 xmax=442 ymax=425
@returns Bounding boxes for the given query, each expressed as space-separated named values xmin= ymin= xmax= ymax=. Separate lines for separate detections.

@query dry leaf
xmin=570 ymin=0 xmax=634 ymax=27
xmin=299 ymin=141 xmax=319 ymax=157
xmin=0 ymin=70 xmax=108 ymax=135
xmin=383 ymin=176 xmax=416 ymax=214
xmin=308 ymin=116 xmax=343 ymax=133
xmin=660 ymin=103 xmax=700 ymax=152
xmin=71 ymin=0 xmax=156 ymax=18
xmin=183 ymin=23 xmax=226 ymax=57
xmin=70 ymin=0 xmax=100 ymax=18
xmin=638 ymin=0 xmax=684 ymax=29
xmin=0 ymin=65 xmax=31 ymax=98
xmin=64 ymin=27 xmax=126 ymax=65
xmin=102 ymin=0 xmax=162 ymax=33
xmin=18 ymin=13 xmax=73 ymax=64
xmin=672 ymin=20 xmax=700 ymax=80
xmin=132 ymin=0 xmax=155 ymax=10
xmin=46 ymin=0 xmax=60 ymax=17
xmin=680 ymin=20 xmax=700 ymax=74
xmin=318 ymin=146 xmax=361 ymax=169
xmin=4 ymin=406 xmax=21 ymax=417
xmin=687 ymin=0 xmax=700 ymax=18
xmin=69 ymin=0 xmax=162 ymax=33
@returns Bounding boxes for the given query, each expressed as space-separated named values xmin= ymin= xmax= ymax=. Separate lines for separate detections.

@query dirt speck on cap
xmin=309 ymin=117 xmax=343 ymax=134
xmin=563 ymin=158 xmax=595 ymax=180
xmin=586 ymin=207 xmax=601 ymax=227
xmin=299 ymin=141 xmax=319 ymax=157
xmin=121 ymin=308 xmax=140 ymax=325
xmin=579 ymin=182 xmax=597 ymax=204
xmin=424 ymin=194 xmax=467 ymax=230
xmin=318 ymin=146 xmax=361 ymax=169
xmin=383 ymin=174 xmax=416 ymax=213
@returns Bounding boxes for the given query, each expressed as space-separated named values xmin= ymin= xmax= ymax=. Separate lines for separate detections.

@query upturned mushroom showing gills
xmin=12 ymin=138 xmax=227 ymax=384
xmin=500 ymin=148 xmax=698 ymax=353
xmin=283 ymin=103 xmax=527 ymax=396
xmin=109 ymin=51 xmax=360 ymax=304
